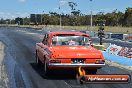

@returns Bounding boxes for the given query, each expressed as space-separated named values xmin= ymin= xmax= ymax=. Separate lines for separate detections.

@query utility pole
xmin=59 ymin=6 xmax=62 ymax=29
xmin=41 ymin=14 xmax=43 ymax=25
xmin=60 ymin=13 xmax=62 ymax=29
xmin=23 ymin=18 xmax=24 ymax=25
xmin=90 ymin=11 xmax=93 ymax=28
xmin=90 ymin=0 xmax=93 ymax=29
xmin=9 ymin=19 xmax=11 ymax=25
xmin=35 ymin=14 xmax=37 ymax=25
xmin=27 ymin=16 xmax=30 ymax=26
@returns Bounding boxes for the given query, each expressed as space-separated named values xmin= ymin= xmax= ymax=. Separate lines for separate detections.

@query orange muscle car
xmin=36 ymin=31 xmax=105 ymax=75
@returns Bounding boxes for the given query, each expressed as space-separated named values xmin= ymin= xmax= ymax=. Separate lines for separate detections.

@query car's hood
xmin=49 ymin=46 xmax=102 ymax=59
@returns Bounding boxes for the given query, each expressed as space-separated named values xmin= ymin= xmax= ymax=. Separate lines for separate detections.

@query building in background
xmin=30 ymin=14 xmax=43 ymax=25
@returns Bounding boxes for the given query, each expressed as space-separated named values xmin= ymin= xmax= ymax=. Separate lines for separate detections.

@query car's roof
xmin=48 ymin=31 xmax=89 ymax=36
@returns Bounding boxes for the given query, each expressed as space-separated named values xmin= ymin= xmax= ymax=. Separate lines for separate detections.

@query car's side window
xmin=42 ymin=34 xmax=45 ymax=43
xmin=42 ymin=34 xmax=49 ymax=45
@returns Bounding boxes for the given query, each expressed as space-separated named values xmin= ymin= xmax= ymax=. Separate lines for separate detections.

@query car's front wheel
xmin=43 ymin=57 xmax=50 ymax=76
xmin=36 ymin=50 xmax=42 ymax=66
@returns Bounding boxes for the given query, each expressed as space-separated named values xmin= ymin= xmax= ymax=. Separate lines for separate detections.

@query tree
xmin=15 ymin=17 xmax=23 ymax=25
xmin=3 ymin=7 xmax=130 ymax=27
xmin=68 ymin=2 xmax=77 ymax=10
xmin=94 ymin=12 xmax=106 ymax=26
xmin=123 ymin=8 xmax=132 ymax=26
xmin=0 ymin=18 xmax=5 ymax=24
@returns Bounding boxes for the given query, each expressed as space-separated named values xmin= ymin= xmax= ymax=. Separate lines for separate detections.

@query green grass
xmin=60 ymin=25 xmax=132 ymax=34
xmin=42 ymin=25 xmax=132 ymax=34
xmin=0 ymin=24 xmax=44 ymax=29
xmin=0 ymin=24 xmax=132 ymax=34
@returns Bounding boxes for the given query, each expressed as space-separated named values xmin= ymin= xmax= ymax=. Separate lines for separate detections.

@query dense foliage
xmin=40 ymin=8 xmax=132 ymax=27
xmin=0 ymin=8 xmax=132 ymax=27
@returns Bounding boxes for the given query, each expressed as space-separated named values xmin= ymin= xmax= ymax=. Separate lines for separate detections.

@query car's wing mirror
xmin=91 ymin=44 xmax=94 ymax=47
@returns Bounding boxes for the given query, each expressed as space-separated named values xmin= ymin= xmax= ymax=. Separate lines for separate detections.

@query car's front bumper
xmin=48 ymin=63 xmax=105 ymax=68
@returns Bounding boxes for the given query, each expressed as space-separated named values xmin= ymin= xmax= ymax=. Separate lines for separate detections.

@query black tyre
xmin=43 ymin=61 xmax=50 ymax=76
xmin=36 ymin=50 xmax=42 ymax=67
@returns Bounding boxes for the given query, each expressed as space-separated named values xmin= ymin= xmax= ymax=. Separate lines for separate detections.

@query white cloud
xmin=0 ymin=12 xmax=29 ymax=19
xmin=53 ymin=7 xmax=59 ymax=11
xmin=0 ymin=12 xmax=5 ymax=15
xmin=59 ymin=0 xmax=68 ymax=6
xmin=19 ymin=0 xmax=26 ymax=3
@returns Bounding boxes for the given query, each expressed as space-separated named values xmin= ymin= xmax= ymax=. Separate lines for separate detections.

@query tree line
xmin=0 ymin=8 xmax=132 ymax=27
xmin=33 ymin=7 xmax=132 ymax=27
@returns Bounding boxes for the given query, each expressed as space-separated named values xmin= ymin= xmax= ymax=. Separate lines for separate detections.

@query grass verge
xmin=0 ymin=24 xmax=132 ymax=34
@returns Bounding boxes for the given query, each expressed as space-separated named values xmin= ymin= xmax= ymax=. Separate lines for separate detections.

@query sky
xmin=0 ymin=0 xmax=131 ymax=19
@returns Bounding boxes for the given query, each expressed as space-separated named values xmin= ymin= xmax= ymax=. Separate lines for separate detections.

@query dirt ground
xmin=0 ymin=42 xmax=9 ymax=88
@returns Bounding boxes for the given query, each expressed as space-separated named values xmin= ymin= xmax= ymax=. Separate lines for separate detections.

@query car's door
xmin=38 ymin=34 xmax=49 ymax=62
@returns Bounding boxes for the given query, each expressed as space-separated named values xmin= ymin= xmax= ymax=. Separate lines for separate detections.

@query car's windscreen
xmin=52 ymin=35 xmax=90 ymax=46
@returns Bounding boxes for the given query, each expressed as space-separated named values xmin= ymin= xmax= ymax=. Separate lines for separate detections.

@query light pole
xmin=27 ymin=16 xmax=30 ymax=26
xmin=41 ymin=11 xmax=44 ymax=25
xmin=90 ymin=0 xmax=93 ymax=29
xmin=35 ymin=14 xmax=37 ymax=25
xmin=23 ymin=18 xmax=24 ymax=25
xmin=90 ymin=10 xmax=92 ymax=28
xmin=59 ymin=5 xmax=62 ymax=29
xmin=9 ymin=19 xmax=11 ymax=25
xmin=0 ymin=17 xmax=1 ymax=26
xmin=10 ymin=15 xmax=15 ymax=25
xmin=41 ymin=14 xmax=42 ymax=25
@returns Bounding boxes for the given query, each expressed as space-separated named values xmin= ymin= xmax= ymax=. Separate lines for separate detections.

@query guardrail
xmin=103 ymin=52 xmax=132 ymax=66
xmin=94 ymin=43 xmax=132 ymax=66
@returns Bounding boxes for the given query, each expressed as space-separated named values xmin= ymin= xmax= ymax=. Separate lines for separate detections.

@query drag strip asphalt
xmin=0 ymin=27 xmax=132 ymax=88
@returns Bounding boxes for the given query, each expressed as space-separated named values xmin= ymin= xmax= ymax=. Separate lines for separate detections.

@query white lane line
xmin=64 ymin=80 xmax=84 ymax=88
xmin=64 ymin=81 xmax=73 ymax=88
